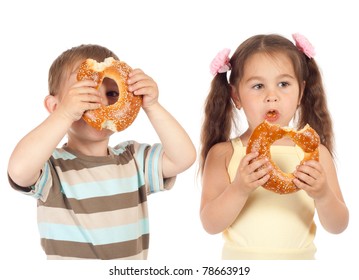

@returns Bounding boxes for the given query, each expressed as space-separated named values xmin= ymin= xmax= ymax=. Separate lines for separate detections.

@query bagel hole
xmin=271 ymin=137 xmax=303 ymax=174
xmin=103 ymin=78 xmax=119 ymax=106
xmin=272 ymin=137 xmax=295 ymax=147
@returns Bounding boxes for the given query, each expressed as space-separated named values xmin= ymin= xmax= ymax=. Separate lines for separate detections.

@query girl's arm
xmin=200 ymin=142 xmax=271 ymax=234
xmin=294 ymin=145 xmax=349 ymax=233
xmin=128 ymin=69 xmax=196 ymax=178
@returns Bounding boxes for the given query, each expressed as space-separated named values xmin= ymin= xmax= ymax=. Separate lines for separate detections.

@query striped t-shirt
xmin=9 ymin=141 xmax=175 ymax=259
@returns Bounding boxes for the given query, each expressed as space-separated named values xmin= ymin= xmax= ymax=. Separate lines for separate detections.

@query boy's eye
xmin=106 ymin=91 xmax=119 ymax=105
xmin=106 ymin=91 xmax=119 ymax=98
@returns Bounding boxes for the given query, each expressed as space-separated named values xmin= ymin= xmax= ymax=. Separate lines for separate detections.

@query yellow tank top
xmin=222 ymin=138 xmax=317 ymax=260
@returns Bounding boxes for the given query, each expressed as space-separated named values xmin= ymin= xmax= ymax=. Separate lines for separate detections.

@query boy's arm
xmin=143 ymin=103 xmax=196 ymax=178
xmin=8 ymin=80 xmax=101 ymax=187
xmin=128 ymin=69 xmax=196 ymax=178
xmin=8 ymin=110 xmax=73 ymax=187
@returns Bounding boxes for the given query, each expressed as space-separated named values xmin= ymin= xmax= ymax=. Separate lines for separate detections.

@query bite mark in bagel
xmin=246 ymin=120 xmax=320 ymax=194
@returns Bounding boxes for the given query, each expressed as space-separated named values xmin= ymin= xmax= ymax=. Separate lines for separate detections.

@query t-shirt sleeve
xmin=8 ymin=161 xmax=53 ymax=202
xmin=134 ymin=142 xmax=176 ymax=195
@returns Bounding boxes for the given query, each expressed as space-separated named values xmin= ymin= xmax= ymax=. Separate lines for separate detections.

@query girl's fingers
xmin=256 ymin=174 xmax=271 ymax=186
xmin=294 ymin=171 xmax=315 ymax=186
xmin=250 ymin=165 xmax=272 ymax=181
xmin=293 ymin=178 xmax=309 ymax=190
xmin=296 ymin=164 xmax=321 ymax=179
xmin=247 ymin=157 xmax=269 ymax=174
xmin=240 ymin=152 xmax=259 ymax=166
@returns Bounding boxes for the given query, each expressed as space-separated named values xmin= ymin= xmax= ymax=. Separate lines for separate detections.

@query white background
xmin=0 ymin=0 xmax=358 ymax=279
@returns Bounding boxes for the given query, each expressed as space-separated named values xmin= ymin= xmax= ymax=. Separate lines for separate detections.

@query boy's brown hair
xmin=48 ymin=44 xmax=119 ymax=96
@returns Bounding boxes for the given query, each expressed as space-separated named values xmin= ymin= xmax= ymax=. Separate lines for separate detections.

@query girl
xmin=199 ymin=34 xmax=348 ymax=260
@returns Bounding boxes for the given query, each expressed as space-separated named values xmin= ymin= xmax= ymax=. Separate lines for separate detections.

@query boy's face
xmin=55 ymin=60 xmax=117 ymax=140
xmin=59 ymin=61 xmax=120 ymax=106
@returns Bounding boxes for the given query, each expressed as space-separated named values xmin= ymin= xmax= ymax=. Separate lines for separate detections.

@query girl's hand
xmin=233 ymin=152 xmax=272 ymax=196
xmin=127 ymin=69 xmax=158 ymax=109
xmin=56 ymin=80 xmax=102 ymax=122
xmin=293 ymin=160 xmax=329 ymax=200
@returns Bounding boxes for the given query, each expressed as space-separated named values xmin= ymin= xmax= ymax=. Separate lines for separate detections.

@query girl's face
xmin=232 ymin=52 xmax=303 ymax=131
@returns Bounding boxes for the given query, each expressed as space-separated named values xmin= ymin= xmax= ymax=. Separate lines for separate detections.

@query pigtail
xmin=199 ymin=73 xmax=234 ymax=174
xmin=298 ymin=58 xmax=334 ymax=156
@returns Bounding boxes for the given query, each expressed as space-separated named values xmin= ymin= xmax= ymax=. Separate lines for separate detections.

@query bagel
xmin=246 ymin=121 xmax=320 ymax=194
xmin=77 ymin=57 xmax=142 ymax=132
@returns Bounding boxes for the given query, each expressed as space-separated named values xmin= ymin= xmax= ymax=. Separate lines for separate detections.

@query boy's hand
xmin=127 ymin=69 xmax=159 ymax=109
xmin=56 ymin=80 xmax=102 ymax=122
xmin=126 ymin=68 xmax=196 ymax=179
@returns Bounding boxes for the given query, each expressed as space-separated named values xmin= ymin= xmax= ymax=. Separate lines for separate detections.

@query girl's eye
xmin=106 ymin=91 xmax=119 ymax=98
xmin=279 ymin=82 xmax=289 ymax=88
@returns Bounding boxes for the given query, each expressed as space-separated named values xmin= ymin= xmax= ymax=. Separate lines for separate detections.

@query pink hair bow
xmin=210 ymin=48 xmax=231 ymax=76
xmin=292 ymin=33 xmax=316 ymax=59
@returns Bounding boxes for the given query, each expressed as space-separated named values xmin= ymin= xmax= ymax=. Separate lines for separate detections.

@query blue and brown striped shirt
xmin=9 ymin=141 xmax=175 ymax=259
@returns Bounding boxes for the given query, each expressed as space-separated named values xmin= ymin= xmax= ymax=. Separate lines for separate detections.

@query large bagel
xmin=246 ymin=121 xmax=320 ymax=194
xmin=77 ymin=57 xmax=142 ymax=132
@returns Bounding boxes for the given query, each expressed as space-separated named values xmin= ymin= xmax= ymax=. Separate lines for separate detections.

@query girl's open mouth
xmin=265 ymin=110 xmax=279 ymax=122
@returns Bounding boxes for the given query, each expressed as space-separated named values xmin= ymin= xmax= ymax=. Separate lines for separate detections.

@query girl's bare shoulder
xmin=207 ymin=141 xmax=234 ymax=165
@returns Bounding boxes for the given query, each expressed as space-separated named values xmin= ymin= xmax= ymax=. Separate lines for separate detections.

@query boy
xmin=7 ymin=44 xmax=196 ymax=259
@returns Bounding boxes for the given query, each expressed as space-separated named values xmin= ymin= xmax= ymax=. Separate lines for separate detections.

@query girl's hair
xmin=48 ymin=44 xmax=119 ymax=96
xmin=200 ymin=34 xmax=334 ymax=174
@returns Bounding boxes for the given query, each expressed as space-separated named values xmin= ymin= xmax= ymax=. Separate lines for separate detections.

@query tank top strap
xmin=231 ymin=137 xmax=243 ymax=149
xmin=228 ymin=138 xmax=245 ymax=181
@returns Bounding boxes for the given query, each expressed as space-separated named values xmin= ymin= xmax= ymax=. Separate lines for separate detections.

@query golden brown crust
xmin=246 ymin=121 xmax=320 ymax=194
xmin=77 ymin=57 xmax=142 ymax=132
